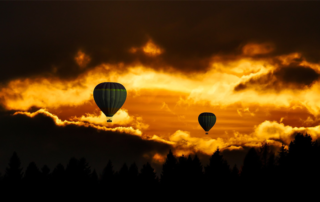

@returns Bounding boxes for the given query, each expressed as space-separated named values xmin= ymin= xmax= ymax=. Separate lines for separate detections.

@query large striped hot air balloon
xmin=198 ymin=112 xmax=216 ymax=135
xmin=93 ymin=82 xmax=127 ymax=122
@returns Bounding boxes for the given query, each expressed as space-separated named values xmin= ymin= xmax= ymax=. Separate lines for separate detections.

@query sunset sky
xmin=1 ymin=1 xmax=320 ymax=175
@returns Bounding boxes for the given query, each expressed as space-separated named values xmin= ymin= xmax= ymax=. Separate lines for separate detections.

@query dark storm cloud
xmin=234 ymin=65 xmax=320 ymax=92
xmin=0 ymin=110 xmax=172 ymax=175
xmin=0 ymin=108 xmax=251 ymax=175
xmin=2 ymin=1 xmax=320 ymax=83
xmin=275 ymin=66 xmax=320 ymax=86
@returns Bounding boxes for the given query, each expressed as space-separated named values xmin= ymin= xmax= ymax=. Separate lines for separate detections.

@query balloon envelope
xmin=198 ymin=112 xmax=216 ymax=134
xmin=93 ymin=82 xmax=127 ymax=122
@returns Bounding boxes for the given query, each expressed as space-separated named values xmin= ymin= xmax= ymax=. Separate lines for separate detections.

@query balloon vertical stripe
xmin=198 ymin=112 xmax=216 ymax=135
xmin=93 ymin=82 xmax=127 ymax=122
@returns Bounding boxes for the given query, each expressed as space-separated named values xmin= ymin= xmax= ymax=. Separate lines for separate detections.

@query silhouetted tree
xmin=259 ymin=142 xmax=269 ymax=168
xmin=230 ymin=164 xmax=239 ymax=191
xmin=4 ymin=131 xmax=320 ymax=197
xmin=176 ymin=155 xmax=188 ymax=188
xmin=185 ymin=154 xmax=203 ymax=192
xmin=65 ymin=157 xmax=78 ymax=182
xmin=258 ymin=142 xmax=275 ymax=183
xmin=90 ymin=169 xmax=99 ymax=188
xmin=4 ymin=152 xmax=23 ymax=185
xmin=65 ymin=157 xmax=91 ymax=188
xmin=51 ymin=163 xmax=65 ymax=184
xmin=79 ymin=157 xmax=91 ymax=178
xmin=277 ymin=144 xmax=288 ymax=167
xmin=41 ymin=165 xmax=50 ymax=183
xmin=231 ymin=165 xmax=239 ymax=180
xmin=139 ymin=162 xmax=157 ymax=188
xmin=22 ymin=161 xmax=42 ymax=192
xmin=205 ymin=149 xmax=230 ymax=187
xmin=312 ymin=140 xmax=320 ymax=181
xmin=241 ymin=148 xmax=261 ymax=182
xmin=287 ymin=133 xmax=313 ymax=185
xmin=128 ymin=162 xmax=139 ymax=186
xmin=191 ymin=154 xmax=203 ymax=180
xmin=100 ymin=160 xmax=115 ymax=187
xmin=116 ymin=163 xmax=129 ymax=188
xmin=24 ymin=162 xmax=41 ymax=183
xmin=161 ymin=149 xmax=177 ymax=186
xmin=266 ymin=151 xmax=275 ymax=181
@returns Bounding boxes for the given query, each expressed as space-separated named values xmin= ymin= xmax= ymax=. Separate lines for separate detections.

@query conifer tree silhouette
xmin=139 ymin=162 xmax=157 ymax=188
xmin=258 ymin=142 xmax=275 ymax=182
xmin=191 ymin=154 xmax=203 ymax=185
xmin=176 ymin=155 xmax=188 ymax=188
xmin=65 ymin=157 xmax=91 ymax=189
xmin=117 ymin=163 xmax=129 ymax=188
xmin=4 ymin=132 xmax=320 ymax=197
xmin=231 ymin=165 xmax=239 ymax=180
xmin=24 ymin=162 xmax=41 ymax=183
xmin=41 ymin=165 xmax=50 ymax=179
xmin=51 ymin=163 xmax=65 ymax=186
xmin=312 ymin=140 xmax=320 ymax=181
xmin=90 ymin=169 xmax=99 ymax=187
xmin=287 ymin=133 xmax=313 ymax=185
xmin=259 ymin=142 xmax=269 ymax=169
xmin=278 ymin=144 xmax=288 ymax=167
xmin=78 ymin=157 xmax=91 ymax=180
xmin=187 ymin=154 xmax=193 ymax=171
xmin=161 ymin=149 xmax=177 ymax=186
xmin=65 ymin=157 xmax=78 ymax=182
xmin=266 ymin=151 xmax=275 ymax=181
xmin=40 ymin=165 xmax=50 ymax=185
xmin=4 ymin=152 xmax=23 ymax=185
xmin=241 ymin=147 xmax=261 ymax=183
xmin=128 ymin=162 xmax=139 ymax=186
xmin=205 ymin=148 xmax=230 ymax=187
xmin=101 ymin=160 xmax=115 ymax=187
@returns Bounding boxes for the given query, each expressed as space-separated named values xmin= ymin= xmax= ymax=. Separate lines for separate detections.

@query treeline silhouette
xmin=0 ymin=133 xmax=318 ymax=198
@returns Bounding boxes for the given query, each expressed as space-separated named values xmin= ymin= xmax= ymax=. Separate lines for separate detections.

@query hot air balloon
xmin=198 ymin=112 xmax=216 ymax=135
xmin=93 ymin=82 xmax=127 ymax=122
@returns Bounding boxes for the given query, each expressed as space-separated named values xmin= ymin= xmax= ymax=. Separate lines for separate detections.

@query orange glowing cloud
xmin=152 ymin=153 xmax=166 ymax=164
xmin=254 ymin=120 xmax=320 ymax=145
xmin=168 ymin=130 xmax=226 ymax=156
xmin=70 ymin=108 xmax=149 ymax=130
xmin=75 ymin=50 xmax=91 ymax=68
xmin=13 ymin=109 xmax=143 ymax=136
xmin=142 ymin=40 xmax=163 ymax=56
xmin=128 ymin=40 xmax=163 ymax=56
xmin=10 ymin=102 xmax=320 ymax=157
xmin=242 ymin=42 xmax=274 ymax=56
xmin=1 ymin=51 xmax=320 ymax=158
xmin=2 ymin=55 xmax=320 ymax=117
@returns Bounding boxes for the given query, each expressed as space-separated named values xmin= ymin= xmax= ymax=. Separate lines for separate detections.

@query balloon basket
xmin=107 ymin=119 xmax=112 ymax=122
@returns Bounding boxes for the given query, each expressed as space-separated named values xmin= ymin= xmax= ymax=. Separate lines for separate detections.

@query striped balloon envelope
xmin=93 ymin=82 xmax=127 ymax=122
xmin=198 ymin=112 xmax=216 ymax=135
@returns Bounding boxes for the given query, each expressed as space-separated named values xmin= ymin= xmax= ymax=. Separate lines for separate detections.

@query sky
xmin=1 ymin=1 xmax=320 ymax=175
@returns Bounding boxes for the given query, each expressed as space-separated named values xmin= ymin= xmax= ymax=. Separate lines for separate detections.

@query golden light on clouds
xmin=1 ymin=52 xmax=320 ymax=157
xmin=75 ymin=50 xmax=91 ymax=68
xmin=3 ymin=55 xmax=320 ymax=116
xmin=142 ymin=40 xmax=163 ymax=56
xmin=128 ymin=40 xmax=163 ymax=56
xmin=242 ymin=43 xmax=274 ymax=56
xmin=70 ymin=109 xmax=149 ymax=131
xmin=152 ymin=153 xmax=166 ymax=164
xmin=14 ymin=109 xmax=143 ymax=136
xmin=254 ymin=120 xmax=320 ymax=145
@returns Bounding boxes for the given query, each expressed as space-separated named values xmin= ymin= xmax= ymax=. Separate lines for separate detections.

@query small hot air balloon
xmin=93 ymin=82 xmax=127 ymax=122
xmin=198 ymin=112 xmax=216 ymax=135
